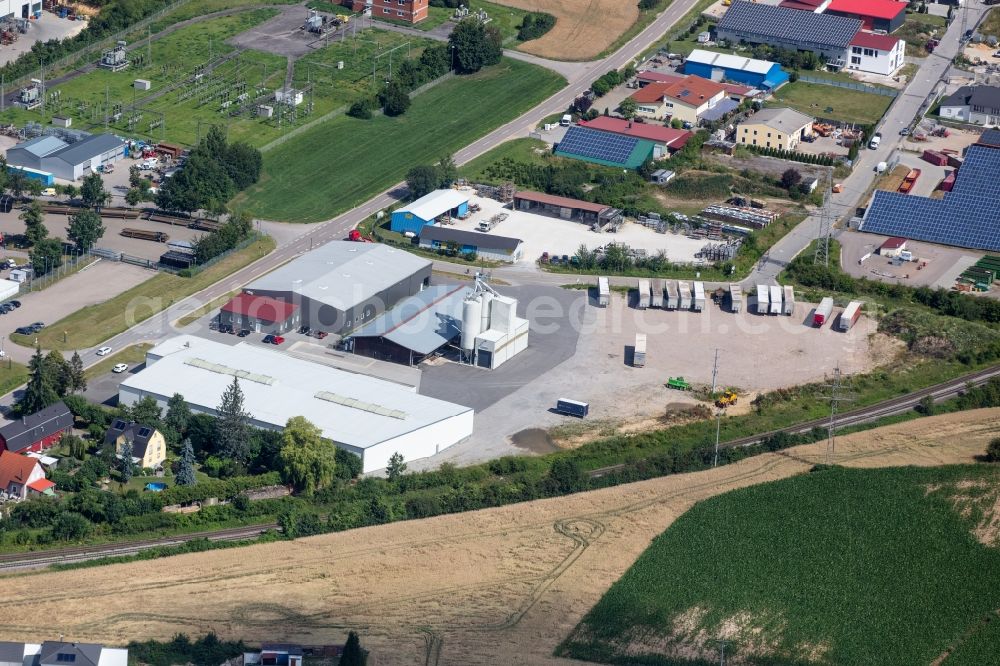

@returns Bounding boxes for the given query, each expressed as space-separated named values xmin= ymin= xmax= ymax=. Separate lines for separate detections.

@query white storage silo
xmin=480 ymin=291 xmax=493 ymax=334
xmin=461 ymin=295 xmax=483 ymax=352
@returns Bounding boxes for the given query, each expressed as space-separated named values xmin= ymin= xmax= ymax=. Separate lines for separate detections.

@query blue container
xmin=145 ymin=482 xmax=167 ymax=492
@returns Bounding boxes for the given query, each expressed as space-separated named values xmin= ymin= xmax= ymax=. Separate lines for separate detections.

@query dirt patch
xmin=511 ymin=427 xmax=559 ymax=453
xmin=0 ymin=410 xmax=995 ymax=664
xmin=493 ymin=0 xmax=639 ymax=60
xmin=930 ymin=477 xmax=1000 ymax=548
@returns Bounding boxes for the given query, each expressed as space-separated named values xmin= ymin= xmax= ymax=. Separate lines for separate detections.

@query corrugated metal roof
xmin=513 ymin=190 xmax=610 ymax=214
xmin=11 ymin=135 xmax=69 ymax=158
xmin=686 ymin=49 xmax=777 ymax=75
xmin=246 ymin=241 xmax=431 ymax=311
xmin=350 ymin=284 xmax=472 ymax=354
xmin=419 ymin=225 xmax=522 ymax=251
xmin=395 ymin=189 xmax=469 ymax=222
xmin=121 ymin=335 xmax=471 ymax=449
xmin=47 ymin=133 xmax=126 ymax=166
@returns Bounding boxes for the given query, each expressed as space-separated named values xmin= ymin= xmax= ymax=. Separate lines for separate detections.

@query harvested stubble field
xmin=492 ymin=0 xmax=639 ymax=60
xmin=1 ymin=411 xmax=997 ymax=664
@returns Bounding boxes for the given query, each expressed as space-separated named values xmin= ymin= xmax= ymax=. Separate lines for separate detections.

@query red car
xmin=272 ymin=335 xmax=285 ymax=345
xmin=314 ymin=331 xmax=328 ymax=340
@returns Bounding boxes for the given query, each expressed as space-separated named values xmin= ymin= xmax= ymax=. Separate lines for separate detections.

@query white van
xmin=868 ymin=134 xmax=881 ymax=149
xmin=560 ymin=114 xmax=572 ymax=127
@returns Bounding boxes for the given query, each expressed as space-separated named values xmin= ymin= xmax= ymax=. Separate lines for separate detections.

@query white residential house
xmin=846 ymin=32 xmax=904 ymax=76
xmin=940 ymin=86 xmax=1000 ymax=126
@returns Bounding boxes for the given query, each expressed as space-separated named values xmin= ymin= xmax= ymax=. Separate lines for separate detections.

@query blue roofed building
xmin=684 ymin=49 xmax=789 ymax=90
xmin=860 ymin=135 xmax=1000 ymax=251
xmin=390 ymin=189 xmax=470 ymax=235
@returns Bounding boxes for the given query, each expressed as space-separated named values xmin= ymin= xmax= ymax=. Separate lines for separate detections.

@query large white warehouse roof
xmin=120 ymin=336 xmax=473 ymax=470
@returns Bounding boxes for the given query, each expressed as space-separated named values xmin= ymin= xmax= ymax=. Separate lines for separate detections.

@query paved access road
xmin=749 ymin=0 xmax=992 ymax=285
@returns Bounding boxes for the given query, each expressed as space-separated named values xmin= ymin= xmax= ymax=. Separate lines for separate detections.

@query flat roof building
xmin=512 ymin=190 xmax=623 ymax=230
xmin=390 ymin=189 xmax=470 ymax=235
xmin=219 ymin=293 xmax=301 ymax=334
xmin=241 ymin=241 xmax=431 ymax=335
xmin=119 ymin=335 xmax=473 ymax=473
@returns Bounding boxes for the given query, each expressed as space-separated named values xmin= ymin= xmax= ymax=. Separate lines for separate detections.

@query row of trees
xmin=517 ymin=12 xmax=555 ymax=41
xmin=155 ymin=126 xmax=262 ymax=214
xmin=191 ymin=210 xmax=255 ymax=264
xmin=590 ymin=65 xmax=636 ymax=97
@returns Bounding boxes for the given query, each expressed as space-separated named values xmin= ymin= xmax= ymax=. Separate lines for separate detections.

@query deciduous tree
xmin=80 ymin=172 xmax=111 ymax=210
xmin=278 ymin=416 xmax=336 ymax=495
xmin=406 ymin=165 xmax=439 ymax=199
xmin=386 ymin=452 xmax=407 ymax=482
xmin=66 ymin=209 xmax=106 ymax=252
xmin=20 ymin=200 xmax=47 ymax=246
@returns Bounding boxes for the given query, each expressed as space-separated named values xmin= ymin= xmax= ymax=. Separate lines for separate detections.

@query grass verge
xmin=560 ymin=464 xmax=1000 ymax=665
xmin=11 ymin=237 xmax=275 ymax=351
xmin=175 ymin=290 xmax=238 ymax=327
xmin=235 ymin=58 xmax=566 ymax=222
xmin=84 ymin=344 xmax=153 ymax=380
xmin=0 ymin=359 xmax=29 ymax=397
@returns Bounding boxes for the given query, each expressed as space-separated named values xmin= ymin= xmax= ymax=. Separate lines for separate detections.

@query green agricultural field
xmin=236 ymin=58 xmax=565 ymax=222
xmin=768 ymin=81 xmax=892 ymax=125
xmin=560 ymin=465 xmax=1000 ymax=666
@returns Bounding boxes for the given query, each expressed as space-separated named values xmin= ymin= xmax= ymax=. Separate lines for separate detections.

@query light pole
xmin=451 ymin=45 xmax=456 ymax=72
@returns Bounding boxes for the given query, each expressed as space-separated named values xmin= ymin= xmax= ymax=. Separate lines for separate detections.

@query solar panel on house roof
xmin=977 ymin=129 xmax=1000 ymax=148
xmin=556 ymin=126 xmax=639 ymax=165
xmin=861 ymin=144 xmax=1000 ymax=250
xmin=718 ymin=1 xmax=862 ymax=50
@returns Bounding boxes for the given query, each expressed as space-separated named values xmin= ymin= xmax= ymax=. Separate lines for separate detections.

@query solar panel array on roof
xmin=861 ymin=144 xmax=1000 ymax=251
xmin=185 ymin=358 xmax=277 ymax=386
xmin=717 ymin=1 xmax=862 ymax=50
xmin=978 ymin=129 xmax=1000 ymax=148
xmin=314 ymin=391 xmax=407 ymax=420
xmin=557 ymin=126 xmax=639 ymax=165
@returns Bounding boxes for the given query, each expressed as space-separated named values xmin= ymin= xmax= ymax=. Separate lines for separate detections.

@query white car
xmin=96 ymin=346 xmax=112 ymax=356
xmin=112 ymin=363 xmax=129 ymax=373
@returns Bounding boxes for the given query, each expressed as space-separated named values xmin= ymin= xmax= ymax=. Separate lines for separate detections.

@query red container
xmin=922 ymin=149 xmax=948 ymax=166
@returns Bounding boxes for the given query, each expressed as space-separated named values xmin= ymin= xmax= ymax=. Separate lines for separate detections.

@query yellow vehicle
xmin=715 ymin=390 xmax=738 ymax=409
xmin=337 ymin=14 xmax=351 ymax=24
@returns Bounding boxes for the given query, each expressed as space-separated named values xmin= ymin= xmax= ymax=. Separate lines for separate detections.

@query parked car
xmin=262 ymin=334 xmax=275 ymax=344
xmin=112 ymin=363 xmax=129 ymax=373
xmin=238 ymin=329 xmax=250 ymax=337
xmin=0 ymin=304 xmax=12 ymax=314
xmin=96 ymin=346 xmax=112 ymax=356
xmin=219 ymin=324 xmax=234 ymax=334
xmin=298 ymin=326 xmax=311 ymax=335
xmin=899 ymin=128 xmax=909 ymax=136
xmin=15 ymin=326 xmax=32 ymax=335
xmin=9 ymin=300 xmax=20 ymax=308
xmin=313 ymin=331 xmax=328 ymax=340
xmin=272 ymin=335 xmax=285 ymax=345
xmin=30 ymin=322 xmax=44 ymax=331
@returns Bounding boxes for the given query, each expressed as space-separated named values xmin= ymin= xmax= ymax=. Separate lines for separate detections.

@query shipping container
xmin=782 ymin=285 xmax=794 ymax=316
xmin=693 ymin=281 xmax=705 ymax=312
xmin=597 ymin=276 xmax=610 ymax=307
xmin=813 ymin=297 xmax=834 ymax=327
xmin=768 ymin=285 xmax=782 ymax=315
xmin=730 ymin=284 xmax=742 ymax=313
xmin=651 ymin=279 xmax=664 ymax=308
xmin=678 ymin=281 xmax=692 ymax=310
xmin=637 ymin=279 xmax=651 ymax=309
xmin=665 ymin=280 xmax=679 ymax=309
xmin=556 ymin=398 xmax=589 ymax=418
xmin=922 ymin=149 xmax=948 ymax=166
xmin=756 ymin=284 xmax=769 ymax=314
xmin=838 ymin=300 xmax=863 ymax=331
xmin=633 ymin=333 xmax=647 ymax=367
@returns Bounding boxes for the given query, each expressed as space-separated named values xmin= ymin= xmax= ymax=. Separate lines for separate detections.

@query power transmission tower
xmin=818 ymin=365 xmax=855 ymax=462
xmin=813 ymin=169 xmax=833 ymax=266
xmin=714 ymin=639 xmax=732 ymax=666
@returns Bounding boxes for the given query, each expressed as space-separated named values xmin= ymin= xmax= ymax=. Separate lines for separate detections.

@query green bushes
xmin=879 ymin=309 xmax=1000 ymax=364
xmin=517 ymin=12 xmax=555 ymax=40
xmin=747 ymin=143 xmax=838 ymax=166
xmin=128 ymin=633 xmax=246 ymax=666
xmin=590 ymin=66 xmax=635 ymax=97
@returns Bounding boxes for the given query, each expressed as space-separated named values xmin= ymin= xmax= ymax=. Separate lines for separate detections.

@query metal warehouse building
xmin=684 ymin=49 xmax=789 ymax=90
xmin=418 ymin=225 xmax=524 ymax=263
xmin=240 ymin=242 xmax=431 ymax=335
xmin=119 ymin=335 xmax=474 ymax=473
xmin=716 ymin=1 xmax=862 ymax=68
xmin=6 ymin=133 xmax=127 ymax=181
xmin=390 ymin=189 xmax=470 ymax=235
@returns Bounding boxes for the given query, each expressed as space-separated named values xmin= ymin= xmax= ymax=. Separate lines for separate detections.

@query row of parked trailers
xmin=635 ymin=279 xmax=706 ymax=311
xmin=813 ymin=297 xmax=864 ymax=331
xmin=755 ymin=284 xmax=795 ymax=316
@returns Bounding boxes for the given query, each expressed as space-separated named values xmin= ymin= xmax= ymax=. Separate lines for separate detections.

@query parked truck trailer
xmin=693 ymin=281 xmax=705 ymax=312
xmin=556 ymin=398 xmax=589 ymax=417
xmin=633 ymin=333 xmax=647 ymax=367
xmin=768 ymin=285 xmax=782 ymax=315
xmin=597 ymin=277 xmax=610 ymax=307
xmin=651 ymin=279 xmax=664 ymax=308
xmin=756 ymin=284 xmax=769 ymax=315
xmin=782 ymin=285 xmax=795 ymax=315
xmin=813 ymin=297 xmax=834 ymax=326
xmin=665 ymin=280 xmax=678 ymax=309
xmin=679 ymin=281 xmax=692 ymax=310
xmin=637 ymin=279 xmax=651 ymax=309
xmin=730 ymin=284 xmax=742 ymax=313
xmin=838 ymin=300 xmax=863 ymax=331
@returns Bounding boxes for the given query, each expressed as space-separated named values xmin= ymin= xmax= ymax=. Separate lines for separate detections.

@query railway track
xmin=589 ymin=364 xmax=1000 ymax=479
xmin=0 ymin=524 xmax=277 ymax=571
xmin=1 ymin=366 xmax=998 ymax=571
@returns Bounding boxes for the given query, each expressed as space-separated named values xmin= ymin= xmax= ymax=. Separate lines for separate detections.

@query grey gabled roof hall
xmin=47 ymin=133 xmax=125 ymax=166
xmin=717 ymin=1 xmax=862 ymax=50
xmin=419 ymin=225 xmax=522 ymax=251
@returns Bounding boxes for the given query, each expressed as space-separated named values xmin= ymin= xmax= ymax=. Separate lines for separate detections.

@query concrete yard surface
xmin=839 ymin=230 xmax=983 ymax=289
xmin=0 ymin=261 xmax=154 ymax=363
xmin=418 ymin=290 xmax=886 ymax=467
xmin=452 ymin=193 xmax=708 ymax=267
xmin=0 ymin=409 xmax=991 ymax=664
xmin=0 ymin=15 xmax=87 ymax=67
